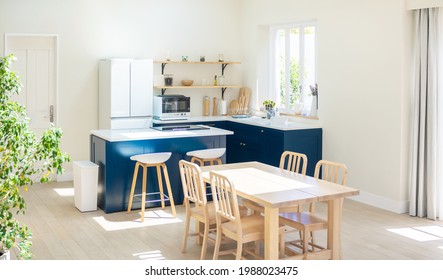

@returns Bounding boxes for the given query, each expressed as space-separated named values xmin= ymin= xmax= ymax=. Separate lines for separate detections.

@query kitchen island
xmin=90 ymin=126 xmax=233 ymax=213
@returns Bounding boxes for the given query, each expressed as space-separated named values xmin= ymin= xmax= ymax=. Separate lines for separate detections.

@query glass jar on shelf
xmin=164 ymin=74 xmax=173 ymax=86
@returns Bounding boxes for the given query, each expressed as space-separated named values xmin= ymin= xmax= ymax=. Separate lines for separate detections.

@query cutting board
xmin=229 ymin=100 xmax=239 ymax=115
xmin=237 ymin=87 xmax=251 ymax=114
xmin=238 ymin=90 xmax=245 ymax=112
xmin=243 ymin=88 xmax=251 ymax=110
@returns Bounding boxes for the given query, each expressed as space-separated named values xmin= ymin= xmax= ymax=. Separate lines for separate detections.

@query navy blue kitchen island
xmin=90 ymin=127 xmax=233 ymax=213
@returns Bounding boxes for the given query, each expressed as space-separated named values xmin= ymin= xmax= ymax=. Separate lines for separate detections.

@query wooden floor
xmin=10 ymin=181 xmax=443 ymax=260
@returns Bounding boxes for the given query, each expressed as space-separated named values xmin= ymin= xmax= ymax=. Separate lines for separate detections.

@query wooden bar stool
xmin=127 ymin=152 xmax=176 ymax=222
xmin=186 ymin=148 xmax=226 ymax=166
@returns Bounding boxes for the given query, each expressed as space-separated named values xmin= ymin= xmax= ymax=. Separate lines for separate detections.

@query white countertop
xmin=153 ymin=115 xmax=321 ymax=131
xmin=91 ymin=126 xmax=233 ymax=142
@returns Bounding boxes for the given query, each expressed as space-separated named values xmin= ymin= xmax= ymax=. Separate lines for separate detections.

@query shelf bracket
xmin=161 ymin=63 xmax=167 ymax=74
xmin=161 ymin=88 xmax=167 ymax=95
xmin=221 ymin=63 xmax=228 ymax=75
xmin=221 ymin=87 xmax=227 ymax=100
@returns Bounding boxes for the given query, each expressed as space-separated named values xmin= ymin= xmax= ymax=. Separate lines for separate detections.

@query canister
xmin=203 ymin=96 xmax=210 ymax=116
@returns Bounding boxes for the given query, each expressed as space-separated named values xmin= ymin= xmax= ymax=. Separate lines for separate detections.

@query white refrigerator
xmin=99 ymin=59 xmax=153 ymax=129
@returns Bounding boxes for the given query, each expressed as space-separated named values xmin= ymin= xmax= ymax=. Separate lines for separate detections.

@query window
xmin=270 ymin=22 xmax=316 ymax=115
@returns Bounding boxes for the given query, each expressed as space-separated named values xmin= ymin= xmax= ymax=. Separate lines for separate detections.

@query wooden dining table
xmin=200 ymin=161 xmax=360 ymax=260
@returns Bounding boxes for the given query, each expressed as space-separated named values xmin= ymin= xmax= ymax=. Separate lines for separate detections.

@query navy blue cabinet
xmin=225 ymin=122 xmax=322 ymax=176
xmin=152 ymin=120 xmax=322 ymax=175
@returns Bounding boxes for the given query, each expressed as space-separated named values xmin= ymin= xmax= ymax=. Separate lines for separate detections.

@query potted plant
xmin=0 ymin=54 xmax=70 ymax=259
xmin=262 ymin=100 xmax=276 ymax=119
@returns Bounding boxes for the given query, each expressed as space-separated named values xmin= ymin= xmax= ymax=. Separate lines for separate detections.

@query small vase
xmin=310 ymin=96 xmax=318 ymax=117
xmin=265 ymin=106 xmax=275 ymax=119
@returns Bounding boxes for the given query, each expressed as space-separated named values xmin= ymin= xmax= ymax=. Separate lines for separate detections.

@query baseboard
xmin=57 ymin=171 xmax=73 ymax=182
xmin=349 ymin=190 xmax=409 ymax=214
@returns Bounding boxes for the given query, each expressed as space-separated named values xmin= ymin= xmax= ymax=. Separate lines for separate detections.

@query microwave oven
xmin=153 ymin=95 xmax=191 ymax=120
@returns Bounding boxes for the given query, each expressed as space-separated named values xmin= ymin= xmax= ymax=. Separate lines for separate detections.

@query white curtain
xmin=409 ymin=8 xmax=442 ymax=220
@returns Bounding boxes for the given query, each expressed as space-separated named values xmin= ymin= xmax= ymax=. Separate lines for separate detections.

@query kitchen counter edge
xmin=91 ymin=126 xmax=233 ymax=142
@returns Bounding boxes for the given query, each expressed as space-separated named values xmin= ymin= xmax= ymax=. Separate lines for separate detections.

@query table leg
xmin=327 ymin=197 xmax=343 ymax=260
xmin=264 ymin=207 xmax=279 ymax=260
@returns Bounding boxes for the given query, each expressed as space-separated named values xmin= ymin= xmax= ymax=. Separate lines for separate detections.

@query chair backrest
xmin=279 ymin=151 xmax=308 ymax=175
xmin=314 ymin=160 xmax=348 ymax=185
xmin=209 ymin=171 xmax=241 ymax=224
xmin=179 ymin=160 xmax=207 ymax=207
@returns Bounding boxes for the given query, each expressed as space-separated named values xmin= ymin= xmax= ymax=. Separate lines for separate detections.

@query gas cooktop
xmin=152 ymin=125 xmax=210 ymax=131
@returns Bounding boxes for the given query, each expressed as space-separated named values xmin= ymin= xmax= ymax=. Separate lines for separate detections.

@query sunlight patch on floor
xmin=92 ymin=210 xmax=181 ymax=231
xmin=414 ymin=226 xmax=443 ymax=238
xmin=387 ymin=226 xmax=443 ymax=242
xmin=133 ymin=250 xmax=165 ymax=260
xmin=53 ymin=188 xmax=75 ymax=197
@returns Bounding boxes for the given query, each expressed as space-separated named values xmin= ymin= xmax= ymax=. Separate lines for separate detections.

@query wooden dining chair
xmin=280 ymin=150 xmax=308 ymax=174
xmin=243 ymin=151 xmax=308 ymax=214
xmin=179 ymin=160 xmax=217 ymax=260
xmin=279 ymin=159 xmax=348 ymax=258
xmin=209 ymin=171 xmax=285 ymax=260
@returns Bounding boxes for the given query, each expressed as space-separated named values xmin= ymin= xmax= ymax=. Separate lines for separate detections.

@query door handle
xmin=50 ymin=105 xmax=54 ymax=123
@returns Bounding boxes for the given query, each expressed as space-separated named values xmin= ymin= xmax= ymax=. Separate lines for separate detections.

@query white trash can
xmin=73 ymin=161 xmax=99 ymax=212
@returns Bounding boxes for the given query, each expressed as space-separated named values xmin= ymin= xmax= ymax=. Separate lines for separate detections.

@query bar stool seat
xmin=127 ymin=152 xmax=176 ymax=222
xmin=186 ymin=148 xmax=226 ymax=166
xmin=130 ymin=153 xmax=171 ymax=164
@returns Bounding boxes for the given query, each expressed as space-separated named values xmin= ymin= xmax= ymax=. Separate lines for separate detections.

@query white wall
xmin=0 ymin=0 xmax=415 ymax=213
xmin=0 ymin=0 xmax=243 ymax=178
xmin=240 ymin=0 xmax=414 ymax=213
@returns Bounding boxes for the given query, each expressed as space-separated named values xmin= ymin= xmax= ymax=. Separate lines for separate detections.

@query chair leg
xmin=156 ymin=165 xmax=165 ymax=210
xmin=127 ymin=162 xmax=139 ymax=213
xmin=162 ymin=163 xmax=176 ymax=217
xmin=181 ymin=205 xmax=191 ymax=253
xmin=302 ymin=228 xmax=309 ymax=259
xmin=213 ymin=225 xmax=222 ymax=260
xmin=200 ymin=222 xmax=210 ymax=260
xmin=235 ymin=242 xmax=243 ymax=260
xmin=279 ymin=227 xmax=285 ymax=258
xmin=310 ymin=231 xmax=316 ymax=252
xmin=254 ymin=240 xmax=260 ymax=256
xmin=141 ymin=165 xmax=147 ymax=222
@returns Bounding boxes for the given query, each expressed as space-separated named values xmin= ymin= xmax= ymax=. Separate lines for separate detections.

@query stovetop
xmin=152 ymin=125 xmax=210 ymax=131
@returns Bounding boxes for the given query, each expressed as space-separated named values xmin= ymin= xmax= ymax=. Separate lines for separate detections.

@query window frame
xmin=269 ymin=20 xmax=317 ymax=115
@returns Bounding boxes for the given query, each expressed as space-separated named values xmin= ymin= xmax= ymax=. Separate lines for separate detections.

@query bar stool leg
xmin=127 ymin=162 xmax=139 ymax=213
xmin=191 ymin=157 xmax=204 ymax=166
xmin=156 ymin=165 xmax=166 ymax=210
xmin=161 ymin=163 xmax=176 ymax=217
xmin=141 ymin=165 xmax=148 ymax=222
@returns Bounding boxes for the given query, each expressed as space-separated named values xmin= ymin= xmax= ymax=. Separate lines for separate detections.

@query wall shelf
xmin=154 ymin=60 xmax=241 ymax=75
xmin=154 ymin=60 xmax=241 ymax=97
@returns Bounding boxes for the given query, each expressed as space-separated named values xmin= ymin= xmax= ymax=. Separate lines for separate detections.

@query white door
xmin=5 ymin=34 xmax=58 ymax=135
